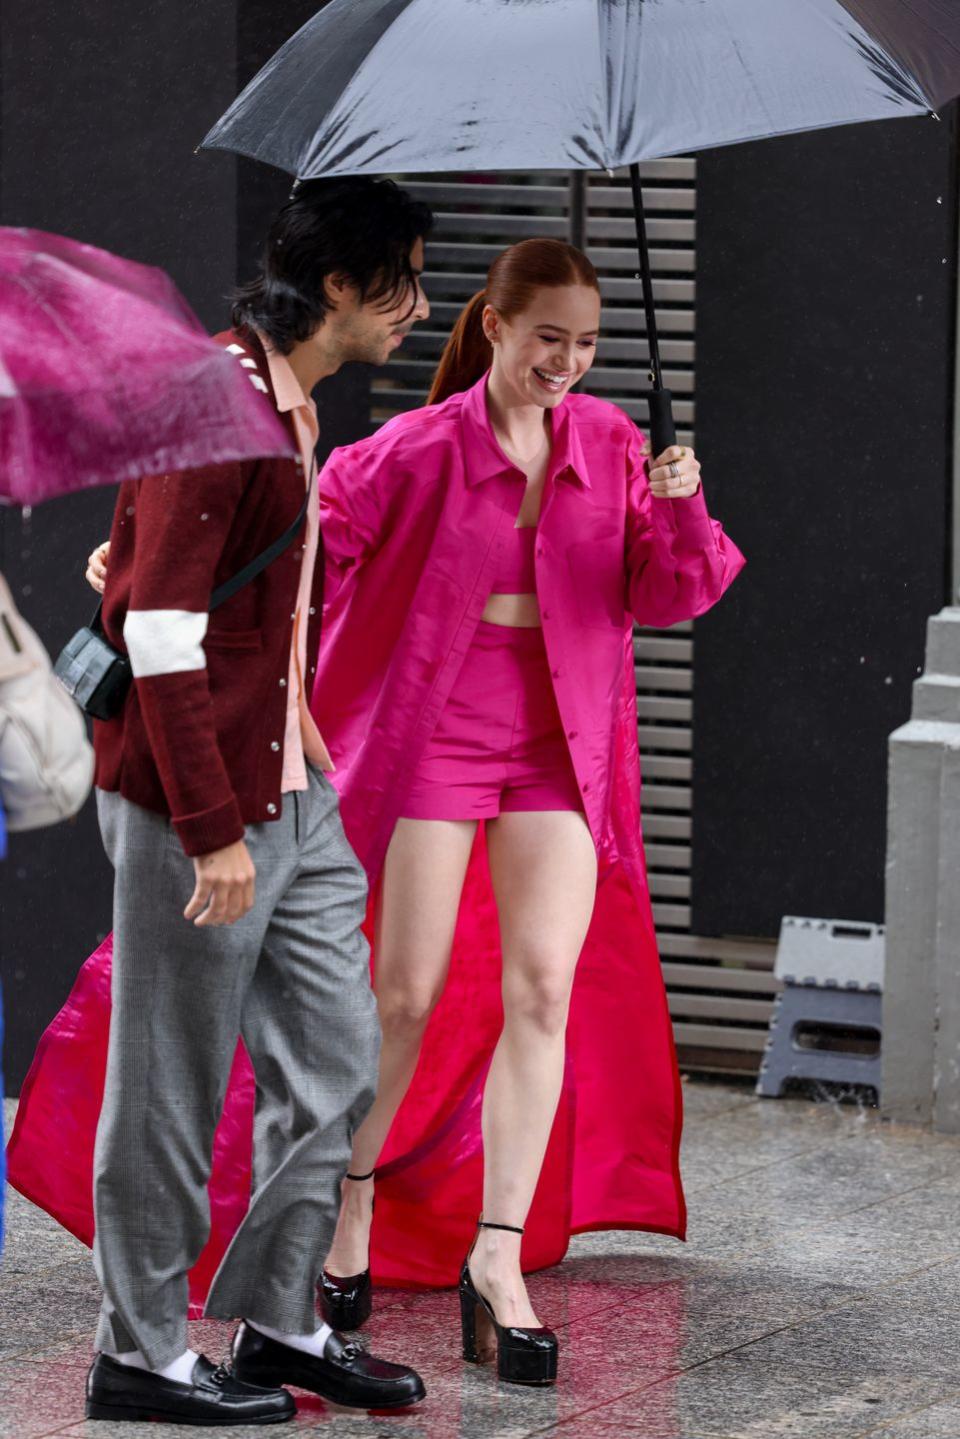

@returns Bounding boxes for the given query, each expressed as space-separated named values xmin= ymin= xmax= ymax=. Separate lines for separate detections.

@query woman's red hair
xmin=426 ymin=238 xmax=600 ymax=406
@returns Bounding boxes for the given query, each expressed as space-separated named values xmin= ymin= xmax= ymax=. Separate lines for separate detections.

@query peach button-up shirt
xmin=260 ymin=341 xmax=334 ymax=790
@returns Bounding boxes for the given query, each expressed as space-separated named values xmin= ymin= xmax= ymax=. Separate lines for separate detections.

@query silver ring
xmin=668 ymin=461 xmax=680 ymax=480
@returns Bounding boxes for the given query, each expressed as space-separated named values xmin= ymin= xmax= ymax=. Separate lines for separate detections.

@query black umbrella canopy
xmin=202 ymin=0 xmax=960 ymax=453
xmin=203 ymin=0 xmax=960 ymax=179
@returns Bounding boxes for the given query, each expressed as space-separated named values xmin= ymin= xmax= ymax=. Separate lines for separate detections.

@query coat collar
xmin=216 ymin=328 xmax=281 ymax=413
xmin=460 ymin=372 xmax=591 ymax=489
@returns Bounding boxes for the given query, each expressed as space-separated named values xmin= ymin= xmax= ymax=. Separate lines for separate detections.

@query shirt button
xmin=270 ymin=741 xmax=280 ymax=752
xmin=267 ymin=802 xmax=278 ymax=815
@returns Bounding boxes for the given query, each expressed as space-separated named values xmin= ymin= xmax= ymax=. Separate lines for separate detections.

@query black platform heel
xmin=459 ymin=1221 xmax=558 ymax=1386
xmin=319 ymin=1168 xmax=375 ymax=1330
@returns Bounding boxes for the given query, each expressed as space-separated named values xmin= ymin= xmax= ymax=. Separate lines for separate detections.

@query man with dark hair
xmin=83 ymin=177 xmax=433 ymax=1426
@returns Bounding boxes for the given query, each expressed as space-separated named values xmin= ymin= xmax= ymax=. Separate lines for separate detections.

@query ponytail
xmin=426 ymin=291 xmax=490 ymax=406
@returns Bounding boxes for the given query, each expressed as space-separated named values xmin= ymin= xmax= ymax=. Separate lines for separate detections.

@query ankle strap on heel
xmin=344 ymin=1168 xmax=376 ymax=1182
xmin=478 ymin=1220 xmax=524 ymax=1235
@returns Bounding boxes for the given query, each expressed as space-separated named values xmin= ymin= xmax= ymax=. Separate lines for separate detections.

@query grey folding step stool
xmin=755 ymin=917 xmax=885 ymax=1100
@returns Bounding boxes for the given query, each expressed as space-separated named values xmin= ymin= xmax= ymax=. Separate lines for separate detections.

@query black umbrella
xmin=203 ymin=0 xmax=960 ymax=454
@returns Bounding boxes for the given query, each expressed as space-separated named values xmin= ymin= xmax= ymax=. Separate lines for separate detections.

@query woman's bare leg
xmin=324 ymin=817 xmax=477 ymax=1278
xmin=469 ymin=810 xmax=598 ymax=1328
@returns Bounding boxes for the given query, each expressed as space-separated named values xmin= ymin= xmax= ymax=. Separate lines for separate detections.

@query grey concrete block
xmin=925 ymin=607 xmax=960 ymax=675
xmin=884 ymin=610 xmax=960 ymax=1132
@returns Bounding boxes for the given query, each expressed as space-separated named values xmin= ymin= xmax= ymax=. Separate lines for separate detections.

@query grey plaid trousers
xmin=93 ymin=769 xmax=379 ymax=1369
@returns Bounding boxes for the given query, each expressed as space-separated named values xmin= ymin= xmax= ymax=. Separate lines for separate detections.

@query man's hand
xmin=86 ymin=540 xmax=110 ymax=595
xmin=185 ymin=839 xmax=256 ymax=927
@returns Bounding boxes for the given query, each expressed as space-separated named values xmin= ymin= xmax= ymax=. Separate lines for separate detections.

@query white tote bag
xmin=0 ymin=572 xmax=94 ymax=833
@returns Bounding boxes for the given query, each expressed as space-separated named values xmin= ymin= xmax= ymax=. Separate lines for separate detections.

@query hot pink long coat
xmin=8 ymin=375 xmax=744 ymax=1296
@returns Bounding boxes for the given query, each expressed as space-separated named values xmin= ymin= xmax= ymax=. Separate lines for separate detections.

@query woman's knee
xmin=376 ymin=981 xmax=444 ymax=1038
xmin=503 ymin=960 xmax=575 ymax=1037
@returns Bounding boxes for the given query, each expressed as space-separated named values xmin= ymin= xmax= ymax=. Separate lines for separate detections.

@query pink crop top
xmin=491 ymin=524 xmax=537 ymax=594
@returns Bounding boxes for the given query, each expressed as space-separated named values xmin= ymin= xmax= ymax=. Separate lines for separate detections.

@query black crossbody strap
xmin=89 ymin=478 xmax=312 ymax=633
xmin=210 ymin=486 xmax=309 ymax=612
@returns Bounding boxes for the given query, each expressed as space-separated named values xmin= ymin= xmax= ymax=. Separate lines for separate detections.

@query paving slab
xmin=7 ymin=1082 xmax=960 ymax=1439
xmin=551 ymin=1357 xmax=959 ymax=1438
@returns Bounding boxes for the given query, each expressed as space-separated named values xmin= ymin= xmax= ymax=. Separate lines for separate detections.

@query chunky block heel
xmin=458 ymin=1221 xmax=559 ymax=1387
xmin=459 ymin=1285 xmax=481 ymax=1362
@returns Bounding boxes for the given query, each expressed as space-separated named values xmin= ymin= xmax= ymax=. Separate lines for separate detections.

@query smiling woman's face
xmin=483 ymin=284 xmax=601 ymax=410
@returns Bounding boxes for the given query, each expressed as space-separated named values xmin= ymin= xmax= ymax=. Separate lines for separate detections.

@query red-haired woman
xmin=16 ymin=240 xmax=743 ymax=1387
xmin=309 ymin=238 xmax=743 ymax=1381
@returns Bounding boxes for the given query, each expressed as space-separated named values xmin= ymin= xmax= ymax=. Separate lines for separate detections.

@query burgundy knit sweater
xmin=93 ymin=330 xmax=324 ymax=857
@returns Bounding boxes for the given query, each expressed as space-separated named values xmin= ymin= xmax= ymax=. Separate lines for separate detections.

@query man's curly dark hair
xmin=232 ymin=176 xmax=433 ymax=353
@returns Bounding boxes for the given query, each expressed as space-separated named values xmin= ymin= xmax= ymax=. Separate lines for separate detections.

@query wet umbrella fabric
xmin=0 ymin=228 xmax=294 ymax=506
xmin=202 ymin=0 xmax=960 ymax=452
xmin=203 ymin=0 xmax=960 ymax=180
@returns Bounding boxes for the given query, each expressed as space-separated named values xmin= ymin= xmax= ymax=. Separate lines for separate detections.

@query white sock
xmin=249 ymin=1320 xmax=333 ymax=1358
xmin=113 ymin=1348 xmax=199 ymax=1385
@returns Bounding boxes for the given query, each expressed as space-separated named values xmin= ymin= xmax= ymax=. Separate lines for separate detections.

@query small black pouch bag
xmin=54 ymin=611 xmax=132 ymax=721
xmin=54 ymin=488 xmax=310 ymax=722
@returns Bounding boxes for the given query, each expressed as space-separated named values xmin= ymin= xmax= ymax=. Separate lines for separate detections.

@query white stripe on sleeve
xmin=123 ymin=609 xmax=209 ymax=678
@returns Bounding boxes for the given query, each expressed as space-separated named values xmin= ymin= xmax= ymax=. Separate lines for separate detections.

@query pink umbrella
xmin=0 ymin=228 xmax=294 ymax=506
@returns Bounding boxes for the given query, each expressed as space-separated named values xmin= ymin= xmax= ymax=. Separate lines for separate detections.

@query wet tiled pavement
xmin=5 ymin=1079 xmax=960 ymax=1438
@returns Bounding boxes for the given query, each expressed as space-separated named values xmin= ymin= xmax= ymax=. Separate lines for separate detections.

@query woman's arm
xmin=318 ymin=438 xmax=400 ymax=609
xmin=625 ymin=430 xmax=746 ymax=628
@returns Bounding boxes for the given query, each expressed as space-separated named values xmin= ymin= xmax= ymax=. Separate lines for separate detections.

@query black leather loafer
xmin=232 ymin=1322 xmax=426 ymax=1410
xmin=85 ymin=1352 xmax=295 ymax=1425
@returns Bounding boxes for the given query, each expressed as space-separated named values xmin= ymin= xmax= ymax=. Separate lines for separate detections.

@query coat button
xmin=279 ymin=677 xmax=287 ymax=688
xmin=270 ymin=741 xmax=280 ymax=752
xmin=542 ymin=610 xmax=550 ymax=620
xmin=582 ymin=781 xmax=590 ymax=793
xmin=309 ymin=607 xmax=316 ymax=616
xmin=537 ymin=546 xmax=544 ymax=557
xmin=568 ymin=731 xmax=578 ymax=740
xmin=552 ymin=668 xmax=560 ymax=679
xmin=267 ymin=802 xmax=278 ymax=815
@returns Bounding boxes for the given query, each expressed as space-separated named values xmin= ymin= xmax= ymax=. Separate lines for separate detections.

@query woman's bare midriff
xmin=481 ymin=592 xmax=542 ymax=628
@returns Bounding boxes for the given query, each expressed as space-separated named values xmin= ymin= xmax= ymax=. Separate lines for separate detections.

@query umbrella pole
xmin=629 ymin=163 xmax=676 ymax=457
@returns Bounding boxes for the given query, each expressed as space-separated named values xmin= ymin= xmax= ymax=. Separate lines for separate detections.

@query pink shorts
xmin=400 ymin=621 xmax=584 ymax=822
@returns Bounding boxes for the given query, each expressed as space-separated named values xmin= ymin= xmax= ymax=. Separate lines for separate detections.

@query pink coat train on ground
xmin=8 ymin=374 xmax=745 ymax=1299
